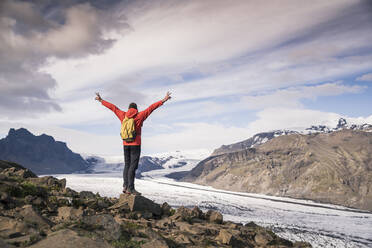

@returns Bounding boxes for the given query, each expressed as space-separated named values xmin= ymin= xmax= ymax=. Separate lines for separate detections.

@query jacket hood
xmin=126 ymin=108 xmax=138 ymax=118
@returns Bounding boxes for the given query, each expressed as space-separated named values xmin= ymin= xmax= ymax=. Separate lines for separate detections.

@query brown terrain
xmin=0 ymin=160 xmax=310 ymax=248
xmin=182 ymin=130 xmax=372 ymax=211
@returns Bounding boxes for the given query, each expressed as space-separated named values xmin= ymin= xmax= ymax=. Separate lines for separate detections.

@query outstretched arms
xmin=95 ymin=92 xmax=125 ymax=120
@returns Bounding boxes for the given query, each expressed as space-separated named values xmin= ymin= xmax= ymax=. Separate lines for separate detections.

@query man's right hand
xmin=95 ymin=92 xmax=102 ymax=102
xmin=162 ymin=91 xmax=172 ymax=103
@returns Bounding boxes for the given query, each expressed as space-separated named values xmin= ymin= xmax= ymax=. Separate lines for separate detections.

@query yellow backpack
xmin=120 ymin=117 xmax=136 ymax=142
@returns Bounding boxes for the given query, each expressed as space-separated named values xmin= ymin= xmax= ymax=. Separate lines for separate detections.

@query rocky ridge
xmin=0 ymin=160 xmax=311 ymax=248
xmin=212 ymin=118 xmax=372 ymax=156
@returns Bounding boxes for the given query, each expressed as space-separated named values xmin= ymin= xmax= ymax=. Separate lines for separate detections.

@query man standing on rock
xmin=95 ymin=92 xmax=172 ymax=195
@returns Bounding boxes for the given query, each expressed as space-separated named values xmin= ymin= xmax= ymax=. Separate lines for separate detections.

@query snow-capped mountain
xmin=140 ymin=151 xmax=206 ymax=179
xmin=212 ymin=118 xmax=372 ymax=156
xmin=304 ymin=117 xmax=372 ymax=134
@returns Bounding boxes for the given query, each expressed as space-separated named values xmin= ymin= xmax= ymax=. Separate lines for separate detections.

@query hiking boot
xmin=123 ymin=186 xmax=130 ymax=194
xmin=128 ymin=189 xmax=141 ymax=196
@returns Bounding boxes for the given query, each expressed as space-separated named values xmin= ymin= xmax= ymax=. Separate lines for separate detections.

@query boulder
xmin=79 ymin=191 xmax=96 ymax=199
xmin=177 ymin=222 xmax=205 ymax=235
xmin=139 ymin=228 xmax=169 ymax=248
xmin=1 ymin=192 xmax=11 ymax=203
xmin=28 ymin=229 xmax=111 ymax=248
xmin=216 ymin=229 xmax=243 ymax=247
xmin=19 ymin=205 xmax=53 ymax=229
xmin=113 ymin=194 xmax=161 ymax=216
xmin=254 ymin=230 xmax=274 ymax=246
xmin=0 ymin=216 xmax=29 ymax=239
xmin=1 ymin=167 xmax=36 ymax=179
xmin=0 ymin=238 xmax=16 ymax=248
xmin=28 ymin=176 xmax=65 ymax=190
xmin=57 ymin=206 xmax=84 ymax=221
xmin=155 ymin=218 xmax=176 ymax=230
xmin=81 ymin=214 xmax=121 ymax=241
xmin=191 ymin=206 xmax=203 ymax=219
xmin=4 ymin=234 xmax=38 ymax=247
xmin=63 ymin=187 xmax=78 ymax=197
xmin=161 ymin=202 xmax=172 ymax=216
xmin=217 ymin=229 xmax=234 ymax=245
xmin=174 ymin=233 xmax=193 ymax=245
xmin=170 ymin=206 xmax=193 ymax=222
xmin=206 ymin=210 xmax=223 ymax=224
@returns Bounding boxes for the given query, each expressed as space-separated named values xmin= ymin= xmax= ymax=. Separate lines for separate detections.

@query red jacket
xmin=102 ymin=100 xmax=163 ymax=146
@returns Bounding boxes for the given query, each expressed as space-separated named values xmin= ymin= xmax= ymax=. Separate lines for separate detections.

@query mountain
xmin=0 ymin=128 xmax=89 ymax=174
xmin=211 ymin=118 xmax=372 ymax=156
xmin=182 ymin=129 xmax=372 ymax=211
xmin=84 ymin=150 xmax=203 ymax=179
xmin=139 ymin=151 xmax=203 ymax=179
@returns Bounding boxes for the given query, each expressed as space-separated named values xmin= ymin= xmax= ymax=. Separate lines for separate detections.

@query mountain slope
xmin=211 ymin=118 xmax=372 ymax=156
xmin=182 ymin=129 xmax=372 ymax=211
xmin=0 ymin=128 xmax=88 ymax=174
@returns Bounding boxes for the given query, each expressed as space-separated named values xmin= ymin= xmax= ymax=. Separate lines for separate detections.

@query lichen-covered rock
xmin=170 ymin=206 xmax=193 ymax=222
xmin=27 ymin=176 xmax=65 ymax=190
xmin=161 ymin=202 xmax=172 ymax=216
xmin=191 ymin=206 xmax=203 ymax=219
xmin=79 ymin=191 xmax=96 ymax=199
xmin=28 ymin=229 xmax=111 ymax=248
xmin=0 ymin=238 xmax=16 ymax=248
xmin=81 ymin=214 xmax=121 ymax=241
xmin=177 ymin=222 xmax=205 ymax=235
xmin=57 ymin=206 xmax=84 ymax=222
xmin=139 ymin=228 xmax=169 ymax=248
xmin=206 ymin=210 xmax=223 ymax=224
xmin=19 ymin=205 xmax=53 ymax=229
xmin=115 ymin=194 xmax=161 ymax=216
xmin=174 ymin=233 xmax=193 ymax=245
xmin=0 ymin=216 xmax=29 ymax=239
xmin=254 ymin=230 xmax=274 ymax=246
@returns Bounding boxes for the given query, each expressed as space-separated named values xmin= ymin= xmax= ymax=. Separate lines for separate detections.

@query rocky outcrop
xmin=0 ymin=161 xmax=311 ymax=247
xmin=183 ymin=130 xmax=372 ymax=211
xmin=0 ymin=128 xmax=88 ymax=174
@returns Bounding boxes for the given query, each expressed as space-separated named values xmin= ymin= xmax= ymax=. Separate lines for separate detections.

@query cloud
xmin=142 ymin=122 xmax=254 ymax=154
xmin=43 ymin=0 xmax=372 ymax=98
xmin=248 ymin=108 xmax=342 ymax=132
xmin=356 ymin=73 xmax=372 ymax=82
xmin=240 ymin=82 xmax=365 ymax=110
xmin=0 ymin=0 xmax=128 ymax=119
xmin=1 ymin=0 xmax=371 ymax=156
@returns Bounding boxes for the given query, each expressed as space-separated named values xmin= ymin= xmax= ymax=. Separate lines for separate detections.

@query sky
xmin=0 ymin=0 xmax=372 ymax=157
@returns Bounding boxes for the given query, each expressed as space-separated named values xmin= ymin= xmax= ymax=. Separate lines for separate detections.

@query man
xmin=95 ymin=92 xmax=172 ymax=195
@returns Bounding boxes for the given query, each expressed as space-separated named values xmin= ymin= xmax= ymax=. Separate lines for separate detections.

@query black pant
xmin=123 ymin=145 xmax=141 ymax=190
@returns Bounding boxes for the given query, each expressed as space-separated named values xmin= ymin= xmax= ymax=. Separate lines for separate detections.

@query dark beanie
xmin=128 ymin=102 xmax=137 ymax=110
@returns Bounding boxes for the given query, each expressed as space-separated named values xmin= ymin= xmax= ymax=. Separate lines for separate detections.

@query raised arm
xmin=95 ymin=92 xmax=125 ymax=120
xmin=138 ymin=92 xmax=172 ymax=121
